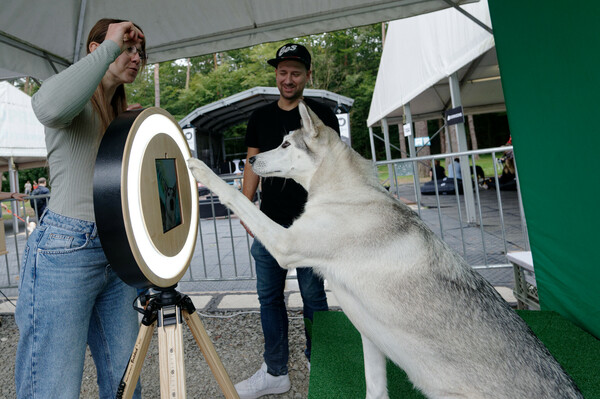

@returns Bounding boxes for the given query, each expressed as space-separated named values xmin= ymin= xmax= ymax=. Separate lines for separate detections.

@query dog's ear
xmin=299 ymin=101 xmax=323 ymax=139
xmin=299 ymin=101 xmax=315 ymax=137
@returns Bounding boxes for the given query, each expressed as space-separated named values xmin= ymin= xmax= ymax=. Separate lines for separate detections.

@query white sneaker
xmin=235 ymin=362 xmax=291 ymax=399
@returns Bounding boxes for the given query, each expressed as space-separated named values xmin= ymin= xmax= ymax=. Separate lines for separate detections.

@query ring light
xmin=94 ymin=107 xmax=199 ymax=288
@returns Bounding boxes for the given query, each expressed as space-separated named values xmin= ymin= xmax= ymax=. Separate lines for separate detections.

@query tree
xmin=11 ymin=27 xmax=509 ymax=161
xmin=125 ymin=24 xmax=385 ymax=159
xmin=2 ymin=167 xmax=49 ymax=193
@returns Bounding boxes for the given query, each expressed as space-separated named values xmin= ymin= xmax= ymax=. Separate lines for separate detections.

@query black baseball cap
xmin=267 ymin=43 xmax=311 ymax=70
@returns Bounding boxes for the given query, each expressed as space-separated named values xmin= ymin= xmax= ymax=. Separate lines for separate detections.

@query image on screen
xmin=155 ymin=158 xmax=182 ymax=233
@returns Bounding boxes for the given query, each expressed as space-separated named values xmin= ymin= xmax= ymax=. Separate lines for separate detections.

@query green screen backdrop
xmin=488 ymin=1 xmax=600 ymax=338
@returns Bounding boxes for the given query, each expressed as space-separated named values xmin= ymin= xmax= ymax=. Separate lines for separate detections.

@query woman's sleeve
xmin=31 ymin=40 xmax=121 ymax=129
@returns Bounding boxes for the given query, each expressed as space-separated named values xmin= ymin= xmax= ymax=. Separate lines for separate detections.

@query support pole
xmin=397 ymin=124 xmax=407 ymax=158
xmin=368 ymin=127 xmax=377 ymax=163
xmin=72 ymin=0 xmax=88 ymax=63
xmin=404 ymin=104 xmax=421 ymax=205
xmin=368 ymin=126 xmax=378 ymax=178
xmin=381 ymin=118 xmax=396 ymax=194
xmin=8 ymin=157 xmax=19 ymax=233
xmin=448 ymin=73 xmax=477 ymax=223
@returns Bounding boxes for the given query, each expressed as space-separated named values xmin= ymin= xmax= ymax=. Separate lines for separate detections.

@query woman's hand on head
xmin=105 ymin=21 xmax=144 ymax=53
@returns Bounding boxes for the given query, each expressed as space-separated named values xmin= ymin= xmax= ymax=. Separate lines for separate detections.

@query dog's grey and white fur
xmin=188 ymin=102 xmax=582 ymax=399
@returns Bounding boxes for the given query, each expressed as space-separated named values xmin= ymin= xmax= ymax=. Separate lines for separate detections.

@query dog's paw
xmin=187 ymin=158 xmax=212 ymax=182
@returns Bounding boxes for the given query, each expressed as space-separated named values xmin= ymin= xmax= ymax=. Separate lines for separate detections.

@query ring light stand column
xmin=93 ymin=108 xmax=238 ymax=399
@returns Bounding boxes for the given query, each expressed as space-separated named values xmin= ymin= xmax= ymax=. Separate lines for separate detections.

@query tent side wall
xmin=489 ymin=1 xmax=600 ymax=338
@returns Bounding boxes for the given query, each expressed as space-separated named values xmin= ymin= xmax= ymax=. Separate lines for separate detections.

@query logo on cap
xmin=278 ymin=45 xmax=297 ymax=57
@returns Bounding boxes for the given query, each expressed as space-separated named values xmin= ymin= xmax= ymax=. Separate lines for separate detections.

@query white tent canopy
xmin=0 ymin=82 xmax=46 ymax=173
xmin=1 ymin=0 xmax=476 ymax=81
xmin=368 ymin=0 xmax=501 ymax=126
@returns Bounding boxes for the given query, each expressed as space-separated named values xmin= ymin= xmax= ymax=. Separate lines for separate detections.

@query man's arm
xmin=242 ymin=147 xmax=260 ymax=201
xmin=240 ymin=147 xmax=260 ymax=236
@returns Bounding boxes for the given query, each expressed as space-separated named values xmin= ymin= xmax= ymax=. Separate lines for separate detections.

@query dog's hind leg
xmin=362 ymin=334 xmax=390 ymax=399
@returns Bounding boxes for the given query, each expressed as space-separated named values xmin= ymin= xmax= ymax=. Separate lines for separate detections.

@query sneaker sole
xmin=238 ymin=384 xmax=291 ymax=399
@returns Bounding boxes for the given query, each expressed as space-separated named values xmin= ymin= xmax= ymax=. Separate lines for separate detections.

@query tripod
xmin=116 ymin=286 xmax=239 ymax=399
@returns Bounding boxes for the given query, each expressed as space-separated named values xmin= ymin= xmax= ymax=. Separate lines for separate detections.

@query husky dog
xmin=187 ymin=102 xmax=582 ymax=399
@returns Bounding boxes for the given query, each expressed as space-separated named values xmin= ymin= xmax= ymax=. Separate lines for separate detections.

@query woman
xmin=15 ymin=19 xmax=146 ymax=399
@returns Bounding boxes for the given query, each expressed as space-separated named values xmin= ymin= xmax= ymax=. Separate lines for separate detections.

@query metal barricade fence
xmin=378 ymin=146 xmax=529 ymax=287
xmin=179 ymin=175 xmax=259 ymax=292
xmin=0 ymin=186 xmax=260 ymax=295
xmin=1 ymin=194 xmax=51 ymax=293
xmin=1 ymin=149 xmax=528 ymax=295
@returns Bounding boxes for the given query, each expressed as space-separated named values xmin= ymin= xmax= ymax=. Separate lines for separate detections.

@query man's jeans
xmin=252 ymin=239 xmax=329 ymax=376
xmin=15 ymin=210 xmax=141 ymax=399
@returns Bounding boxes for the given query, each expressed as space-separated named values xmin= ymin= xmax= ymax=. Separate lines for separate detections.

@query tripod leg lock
xmin=141 ymin=300 xmax=158 ymax=326
xmin=180 ymin=294 xmax=197 ymax=314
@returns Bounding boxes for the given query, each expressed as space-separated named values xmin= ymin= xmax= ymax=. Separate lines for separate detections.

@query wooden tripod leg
xmin=182 ymin=309 xmax=240 ymax=399
xmin=119 ymin=322 xmax=156 ymax=399
xmin=158 ymin=307 xmax=187 ymax=399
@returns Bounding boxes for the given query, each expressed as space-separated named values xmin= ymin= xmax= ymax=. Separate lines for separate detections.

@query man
xmin=235 ymin=43 xmax=340 ymax=399
xmin=29 ymin=177 xmax=50 ymax=220
xmin=447 ymin=158 xmax=462 ymax=180
xmin=24 ymin=180 xmax=32 ymax=196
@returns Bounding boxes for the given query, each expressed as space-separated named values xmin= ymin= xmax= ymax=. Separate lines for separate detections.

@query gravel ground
xmin=0 ymin=311 xmax=311 ymax=398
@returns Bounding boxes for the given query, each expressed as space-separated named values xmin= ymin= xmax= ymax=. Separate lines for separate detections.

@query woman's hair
xmin=86 ymin=18 xmax=146 ymax=130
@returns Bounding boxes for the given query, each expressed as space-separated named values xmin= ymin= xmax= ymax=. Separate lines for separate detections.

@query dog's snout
xmin=249 ymin=156 xmax=256 ymax=165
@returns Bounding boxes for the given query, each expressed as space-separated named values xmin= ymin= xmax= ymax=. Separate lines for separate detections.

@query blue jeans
xmin=15 ymin=210 xmax=141 ymax=399
xmin=252 ymin=239 xmax=328 ymax=376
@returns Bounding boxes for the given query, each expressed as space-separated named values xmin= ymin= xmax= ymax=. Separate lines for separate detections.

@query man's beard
xmin=281 ymin=86 xmax=302 ymax=100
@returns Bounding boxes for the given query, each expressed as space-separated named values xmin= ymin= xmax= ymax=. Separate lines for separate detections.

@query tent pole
xmin=381 ymin=118 xmax=396 ymax=195
xmin=448 ymin=73 xmax=477 ymax=223
xmin=221 ymin=134 xmax=227 ymax=169
xmin=368 ymin=127 xmax=376 ymax=163
xmin=72 ymin=0 xmax=88 ymax=63
xmin=8 ymin=157 xmax=20 ymax=234
xmin=403 ymin=103 xmax=421 ymax=205
xmin=397 ymin=124 xmax=407 ymax=159
xmin=368 ymin=126 xmax=379 ymax=180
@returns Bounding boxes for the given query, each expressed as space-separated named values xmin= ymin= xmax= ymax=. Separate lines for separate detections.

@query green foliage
xmin=125 ymin=25 xmax=384 ymax=158
xmin=2 ymin=167 xmax=49 ymax=192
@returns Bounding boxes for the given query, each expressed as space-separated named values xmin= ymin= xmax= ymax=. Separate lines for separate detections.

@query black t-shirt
xmin=245 ymin=98 xmax=340 ymax=225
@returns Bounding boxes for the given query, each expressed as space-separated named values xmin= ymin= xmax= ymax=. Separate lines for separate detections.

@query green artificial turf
xmin=309 ymin=310 xmax=600 ymax=398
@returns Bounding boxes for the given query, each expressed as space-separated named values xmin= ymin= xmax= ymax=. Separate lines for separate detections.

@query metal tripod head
xmin=133 ymin=285 xmax=197 ymax=328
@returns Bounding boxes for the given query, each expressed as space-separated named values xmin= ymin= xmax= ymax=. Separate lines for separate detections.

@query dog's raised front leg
xmin=361 ymin=334 xmax=389 ymax=399
xmin=187 ymin=158 xmax=289 ymax=259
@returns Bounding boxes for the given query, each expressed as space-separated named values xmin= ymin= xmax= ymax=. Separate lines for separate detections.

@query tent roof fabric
xmin=0 ymin=0 xmax=475 ymax=81
xmin=0 ymin=82 xmax=47 ymax=171
xmin=367 ymin=0 xmax=503 ymax=126
xmin=179 ymin=86 xmax=354 ymax=133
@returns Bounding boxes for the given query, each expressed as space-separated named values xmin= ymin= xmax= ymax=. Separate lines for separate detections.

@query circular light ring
xmin=123 ymin=110 xmax=198 ymax=285
xmin=94 ymin=107 xmax=198 ymax=288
